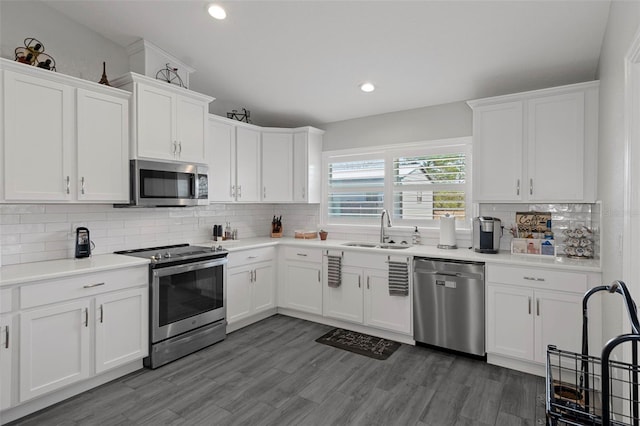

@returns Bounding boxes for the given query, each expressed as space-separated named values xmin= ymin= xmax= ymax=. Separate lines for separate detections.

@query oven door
xmin=151 ymin=257 xmax=227 ymax=343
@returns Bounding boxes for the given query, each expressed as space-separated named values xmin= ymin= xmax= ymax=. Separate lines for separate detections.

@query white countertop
xmin=0 ymin=254 xmax=150 ymax=287
xmin=204 ymin=237 xmax=601 ymax=272
xmin=0 ymin=237 xmax=600 ymax=288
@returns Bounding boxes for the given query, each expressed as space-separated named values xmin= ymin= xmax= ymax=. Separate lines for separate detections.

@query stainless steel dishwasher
xmin=413 ymin=257 xmax=485 ymax=357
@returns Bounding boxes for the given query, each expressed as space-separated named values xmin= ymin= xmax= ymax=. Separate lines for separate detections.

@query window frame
xmin=321 ymin=137 xmax=472 ymax=229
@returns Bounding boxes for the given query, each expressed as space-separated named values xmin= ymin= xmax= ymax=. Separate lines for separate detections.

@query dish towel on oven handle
xmin=388 ymin=259 xmax=409 ymax=296
xmin=327 ymin=254 xmax=342 ymax=288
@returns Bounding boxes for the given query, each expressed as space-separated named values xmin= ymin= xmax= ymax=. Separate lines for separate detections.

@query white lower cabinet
xmin=486 ymin=264 xmax=596 ymax=368
xmin=280 ymin=247 xmax=323 ymax=315
xmin=323 ymin=252 xmax=412 ymax=335
xmin=227 ymin=248 xmax=276 ymax=326
xmin=17 ymin=266 xmax=148 ymax=404
xmin=94 ymin=288 xmax=148 ymax=374
xmin=1 ymin=313 xmax=15 ymax=410
xmin=19 ymin=300 xmax=91 ymax=402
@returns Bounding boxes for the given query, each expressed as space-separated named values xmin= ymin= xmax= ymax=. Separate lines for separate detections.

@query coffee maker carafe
xmin=473 ymin=217 xmax=502 ymax=253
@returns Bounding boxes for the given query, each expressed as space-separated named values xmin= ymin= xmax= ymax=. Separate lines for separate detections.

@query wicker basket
xmin=294 ymin=230 xmax=317 ymax=239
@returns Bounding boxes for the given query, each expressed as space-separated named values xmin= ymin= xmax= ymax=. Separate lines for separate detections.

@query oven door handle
xmin=152 ymin=258 xmax=228 ymax=278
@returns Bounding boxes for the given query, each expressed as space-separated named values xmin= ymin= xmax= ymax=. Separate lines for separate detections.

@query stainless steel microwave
xmin=120 ymin=159 xmax=208 ymax=207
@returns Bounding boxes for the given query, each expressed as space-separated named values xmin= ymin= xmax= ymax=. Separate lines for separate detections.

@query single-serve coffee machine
xmin=473 ymin=217 xmax=502 ymax=253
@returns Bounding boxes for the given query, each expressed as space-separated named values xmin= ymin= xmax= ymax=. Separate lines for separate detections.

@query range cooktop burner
xmin=114 ymin=243 xmax=228 ymax=264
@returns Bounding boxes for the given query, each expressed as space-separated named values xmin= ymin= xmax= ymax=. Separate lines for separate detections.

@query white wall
xmin=597 ymin=1 xmax=640 ymax=341
xmin=0 ymin=1 xmax=129 ymax=82
xmin=322 ymin=101 xmax=472 ymax=151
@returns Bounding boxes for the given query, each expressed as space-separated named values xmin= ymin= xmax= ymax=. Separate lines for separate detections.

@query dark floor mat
xmin=315 ymin=328 xmax=401 ymax=360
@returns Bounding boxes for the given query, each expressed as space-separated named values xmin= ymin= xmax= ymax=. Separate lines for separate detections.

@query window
xmin=323 ymin=138 xmax=471 ymax=227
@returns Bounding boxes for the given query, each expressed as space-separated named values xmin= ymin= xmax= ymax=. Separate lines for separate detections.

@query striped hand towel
xmin=327 ymin=255 xmax=342 ymax=288
xmin=388 ymin=260 xmax=409 ymax=296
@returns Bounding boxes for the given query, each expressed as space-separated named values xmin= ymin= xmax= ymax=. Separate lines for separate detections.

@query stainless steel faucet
xmin=380 ymin=209 xmax=392 ymax=243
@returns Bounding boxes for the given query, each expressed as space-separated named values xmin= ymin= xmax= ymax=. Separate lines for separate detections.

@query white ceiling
xmin=44 ymin=0 xmax=611 ymax=128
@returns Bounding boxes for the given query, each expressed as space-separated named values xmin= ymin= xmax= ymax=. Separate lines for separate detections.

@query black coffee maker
xmin=75 ymin=227 xmax=92 ymax=258
xmin=472 ymin=217 xmax=502 ymax=253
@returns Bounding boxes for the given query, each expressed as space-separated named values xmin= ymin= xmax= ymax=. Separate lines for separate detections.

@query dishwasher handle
xmin=414 ymin=270 xmax=481 ymax=280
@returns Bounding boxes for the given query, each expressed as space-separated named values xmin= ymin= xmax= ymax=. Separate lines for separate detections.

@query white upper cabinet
xmin=206 ymin=114 xmax=324 ymax=204
xmin=235 ymin=126 xmax=262 ymax=202
xmin=207 ymin=116 xmax=236 ymax=202
xmin=293 ymin=129 xmax=324 ymax=203
xmin=468 ymin=81 xmax=598 ymax=203
xmin=261 ymin=131 xmax=293 ymax=202
xmin=1 ymin=59 xmax=131 ymax=203
xmin=76 ymin=89 xmax=129 ymax=201
xmin=112 ymin=72 xmax=213 ymax=164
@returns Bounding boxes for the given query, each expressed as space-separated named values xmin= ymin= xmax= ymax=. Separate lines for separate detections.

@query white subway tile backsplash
xmin=1 ymin=203 xmax=320 ymax=265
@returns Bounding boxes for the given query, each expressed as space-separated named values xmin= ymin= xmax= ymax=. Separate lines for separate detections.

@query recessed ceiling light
xmin=360 ymin=82 xmax=375 ymax=93
xmin=208 ymin=4 xmax=226 ymax=20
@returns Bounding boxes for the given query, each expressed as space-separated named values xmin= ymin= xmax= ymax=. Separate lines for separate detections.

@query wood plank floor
xmin=10 ymin=315 xmax=546 ymax=425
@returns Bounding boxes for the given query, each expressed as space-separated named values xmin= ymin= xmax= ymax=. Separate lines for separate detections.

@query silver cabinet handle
xmin=516 ymin=179 xmax=520 ymax=196
xmin=528 ymin=297 xmax=532 ymax=315
xmin=318 ymin=270 xmax=321 ymax=282
xmin=536 ymin=299 xmax=540 ymax=316
xmin=247 ymin=256 xmax=258 ymax=259
xmin=84 ymin=282 xmax=105 ymax=289
xmin=524 ymin=276 xmax=534 ymax=281
xmin=231 ymin=185 xmax=235 ymax=198
xmin=358 ymin=276 xmax=361 ymax=288
xmin=367 ymin=276 xmax=370 ymax=289
xmin=249 ymin=270 xmax=253 ymax=282
xmin=84 ymin=308 xmax=89 ymax=327
xmin=302 ymin=186 xmax=306 ymax=200
xmin=530 ymin=178 xmax=533 ymax=196
xmin=297 ymin=253 xmax=308 ymax=257
xmin=179 ymin=141 xmax=182 ymax=155
xmin=66 ymin=176 xmax=70 ymax=194
xmin=100 ymin=304 xmax=104 ymax=323
xmin=81 ymin=177 xmax=85 ymax=195
xmin=263 ymin=186 xmax=267 ymax=199
xmin=536 ymin=278 xmax=545 ymax=282
xmin=172 ymin=141 xmax=176 ymax=155
xmin=4 ymin=325 xmax=9 ymax=349
xmin=237 ymin=185 xmax=242 ymax=198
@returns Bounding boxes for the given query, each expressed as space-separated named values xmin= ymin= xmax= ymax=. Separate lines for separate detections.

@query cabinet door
xmin=235 ymin=127 xmax=261 ymax=202
xmin=136 ymin=83 xmax=175 ymax=160
xmin=293 ymin=132 xmax=309 ymax=202
xmin=4 ymin=70 xmax=74 ymax=201
xmin=528 ymin=92 xmax=585 ymax=201
xmin=323 ymin=265 xmax=363 ymax=323
xmin=207 ymin=118 xmax=236 ymax=202
xmin=176 ymin=95 xmax=207 ymax=163
xmin=365 ymin=269 xmax=411 ymax=334
xmin=95 ymin=288 xmax=148 ymax=374
xmin=20 ymin=300 xmax=90 ymax=402
xmin=227 ymin=266 xmax=252 ymax=324
xmin=534 ymin=290 xmax=583 ymax=363
xmin=252 ymin=263 xmax=275 ymax=314
xmin=486 ymin=284 xmax=534 ymax=361
xmin=0 ymin=314 xmax=13 ymax=410
xmin=283 ymin=261 xmax=322 ymax=314
xmin=472 ymin=102 xmax=524 ymax=202
xmin=261 ymin=132 xmax=293 ymax=202
xmin=76 ymin=89 xmax=129 ymax=202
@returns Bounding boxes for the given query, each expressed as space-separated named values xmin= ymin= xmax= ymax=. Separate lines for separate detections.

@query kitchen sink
xmin=341 ymin=242 xmax=411 ymax=250
xmin=342 ymin=242 xmax=379 ymax=248
xmin=378 ymin=244 xmax=411 ymax=250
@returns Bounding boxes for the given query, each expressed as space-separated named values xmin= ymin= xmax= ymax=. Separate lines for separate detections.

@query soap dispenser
xmin=412 ymin=226 xmax=421 ymax=245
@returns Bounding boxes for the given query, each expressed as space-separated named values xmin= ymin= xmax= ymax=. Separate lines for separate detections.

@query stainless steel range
xmin=115 ymin=244 xmax=228 ymax=369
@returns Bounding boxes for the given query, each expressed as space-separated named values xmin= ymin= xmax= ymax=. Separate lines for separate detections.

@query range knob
xmin=164 ymin=251 xmax=171 ymax=258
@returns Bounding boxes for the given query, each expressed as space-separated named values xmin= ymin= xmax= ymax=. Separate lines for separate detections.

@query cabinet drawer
xmin=487 ymin=264 xmax=588 ymax=293
xmin=227 ymin=247 xmax=275 ymax=268
xmin=0 ymin=289 xmax=13 ymax=313
xmin=20 ymin=266 xmax=148 ymax=309
xmin=283 ymin=246 xmax=322 ymax=263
